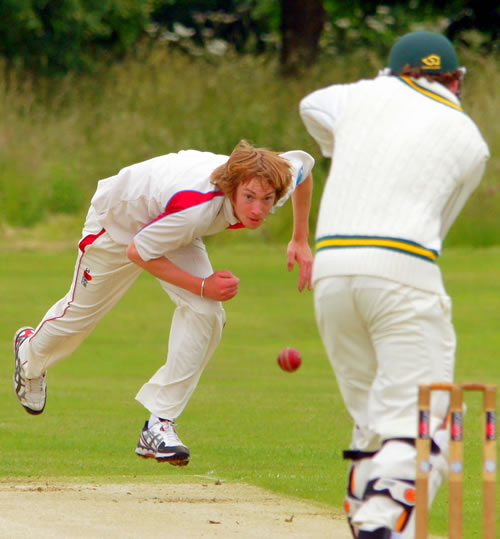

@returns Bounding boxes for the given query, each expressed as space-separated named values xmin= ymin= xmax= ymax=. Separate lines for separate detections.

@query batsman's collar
xmin=397 ymin=76 xmax=463 ymax=112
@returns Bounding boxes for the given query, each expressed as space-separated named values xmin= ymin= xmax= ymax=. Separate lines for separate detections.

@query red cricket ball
xmin=277 ymin=347 xmax=302 ymax=372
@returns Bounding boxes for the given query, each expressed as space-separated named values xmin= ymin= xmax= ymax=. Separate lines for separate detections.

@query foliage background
xmin=1 ymin=1 xmax=497 ymax=74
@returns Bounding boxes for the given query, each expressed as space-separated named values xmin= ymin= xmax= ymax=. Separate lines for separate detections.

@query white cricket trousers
xmin=19 ymin=207 xmax=225 ymax=420
xmin=314 ymin=276 xmax=456 ymax=535
xmin=314 ymin=275 xmax=456 ymax=447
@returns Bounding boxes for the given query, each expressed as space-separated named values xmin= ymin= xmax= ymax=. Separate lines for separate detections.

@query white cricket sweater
xmin=300 ymin=75 xmax=489 ymax=294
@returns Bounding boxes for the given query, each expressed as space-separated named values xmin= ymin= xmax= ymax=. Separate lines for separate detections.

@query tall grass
xmin=0 ymin=46 xmax=498 ymax=244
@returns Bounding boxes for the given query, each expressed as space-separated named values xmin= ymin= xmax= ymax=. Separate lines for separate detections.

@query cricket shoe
xmin=136 ymin=420 xmax=190 ymax=466
xmin=13 ymin=327 xmax=47 ymax=415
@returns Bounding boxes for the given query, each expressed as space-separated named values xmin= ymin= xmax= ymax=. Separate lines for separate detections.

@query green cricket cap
xmin=388 ymin=31 xmax=459 ymax=74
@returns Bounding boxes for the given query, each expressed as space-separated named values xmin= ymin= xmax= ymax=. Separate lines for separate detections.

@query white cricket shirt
xmin=91 ymin=149 xmax=314 ymax=261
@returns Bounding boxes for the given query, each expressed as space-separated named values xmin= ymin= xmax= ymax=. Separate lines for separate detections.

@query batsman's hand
xmin=287 ymin=239 xmax=313 ymax=292
xmin=204 ymin=270 xmax=240 ymax=301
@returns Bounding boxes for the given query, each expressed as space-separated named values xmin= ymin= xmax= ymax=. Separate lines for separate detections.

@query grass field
xmin=1 ymin=239 xmax=499 ymax=537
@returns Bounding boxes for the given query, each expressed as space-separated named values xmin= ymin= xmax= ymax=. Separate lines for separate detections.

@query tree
xmin=279 ymin=0 xmax=326 ymax=75
xmin=446 ymin=2 xmax=499 ymax=52
xmin=0 ymin=0 xmax=153 ymax=75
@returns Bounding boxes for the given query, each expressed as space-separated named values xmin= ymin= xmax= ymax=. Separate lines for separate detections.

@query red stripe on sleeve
xmin=142 ymin=190 xmax=224 ymax=229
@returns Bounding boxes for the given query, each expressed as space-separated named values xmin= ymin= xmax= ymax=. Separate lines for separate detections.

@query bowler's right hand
xmin=204 ymin=271 xmax=240 ymax=301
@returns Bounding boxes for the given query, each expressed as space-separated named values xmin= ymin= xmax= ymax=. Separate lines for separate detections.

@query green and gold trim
xmin=398 ymin=76 xmax=463 ymax=112
xmin=315 ymin=235 xmax=439 ymax=263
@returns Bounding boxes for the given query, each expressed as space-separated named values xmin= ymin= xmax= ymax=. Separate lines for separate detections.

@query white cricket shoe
xmin=136 ymin=420 xmax=190 ymax=465
xmin=13 ymin=327 xmax=47 ymax=415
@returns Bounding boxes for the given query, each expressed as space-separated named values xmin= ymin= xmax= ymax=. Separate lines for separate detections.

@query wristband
xmin=200 ymin=278 xmax=206 ymax=298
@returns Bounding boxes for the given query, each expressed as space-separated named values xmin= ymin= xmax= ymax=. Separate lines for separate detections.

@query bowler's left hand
xmin=287 ymin=240 xmax=313 ymax=292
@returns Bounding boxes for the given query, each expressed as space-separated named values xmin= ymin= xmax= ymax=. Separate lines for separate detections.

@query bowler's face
xmin=232 ymin=179 xmax=276 ymax=229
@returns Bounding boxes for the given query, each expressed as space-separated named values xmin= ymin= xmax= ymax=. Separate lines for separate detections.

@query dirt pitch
xmin=0 ymin=481 xmax=353 ymax=538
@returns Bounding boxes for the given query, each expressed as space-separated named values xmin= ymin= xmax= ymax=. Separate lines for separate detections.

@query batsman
xmin=300 ymin=32 xmax=489 ymax=538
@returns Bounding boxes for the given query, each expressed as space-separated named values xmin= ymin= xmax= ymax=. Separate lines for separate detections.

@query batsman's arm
xmin=287 ymin=173 xmax=313 ymax=291
xmin=126 ymin=239 xmax=239 ymax=301
xmin=440 ymin=157 xmax=488 ymax=240
xmin=299 ymin=83 xmax=351 ymax=158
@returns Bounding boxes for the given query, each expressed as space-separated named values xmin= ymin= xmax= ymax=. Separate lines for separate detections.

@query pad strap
xmin=381 ymin=436 xmax=441 ymax=454
xmin=364 ymin=478 xmax=415 ymax=532
xmin=358 ymin=528 xmax=392 ymax=539
xmin=365 ymin=478 xmax=416 ymax=508
xmin=343 ymin=449 xmax=378 ymax=460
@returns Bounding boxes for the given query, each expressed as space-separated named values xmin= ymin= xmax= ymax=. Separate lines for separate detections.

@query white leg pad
xmin=352 ymin=439 xmax=448 ymax=536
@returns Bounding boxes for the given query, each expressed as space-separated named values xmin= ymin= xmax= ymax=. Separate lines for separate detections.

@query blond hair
xmin=211 ymin=140 xmax=292 ymax=203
